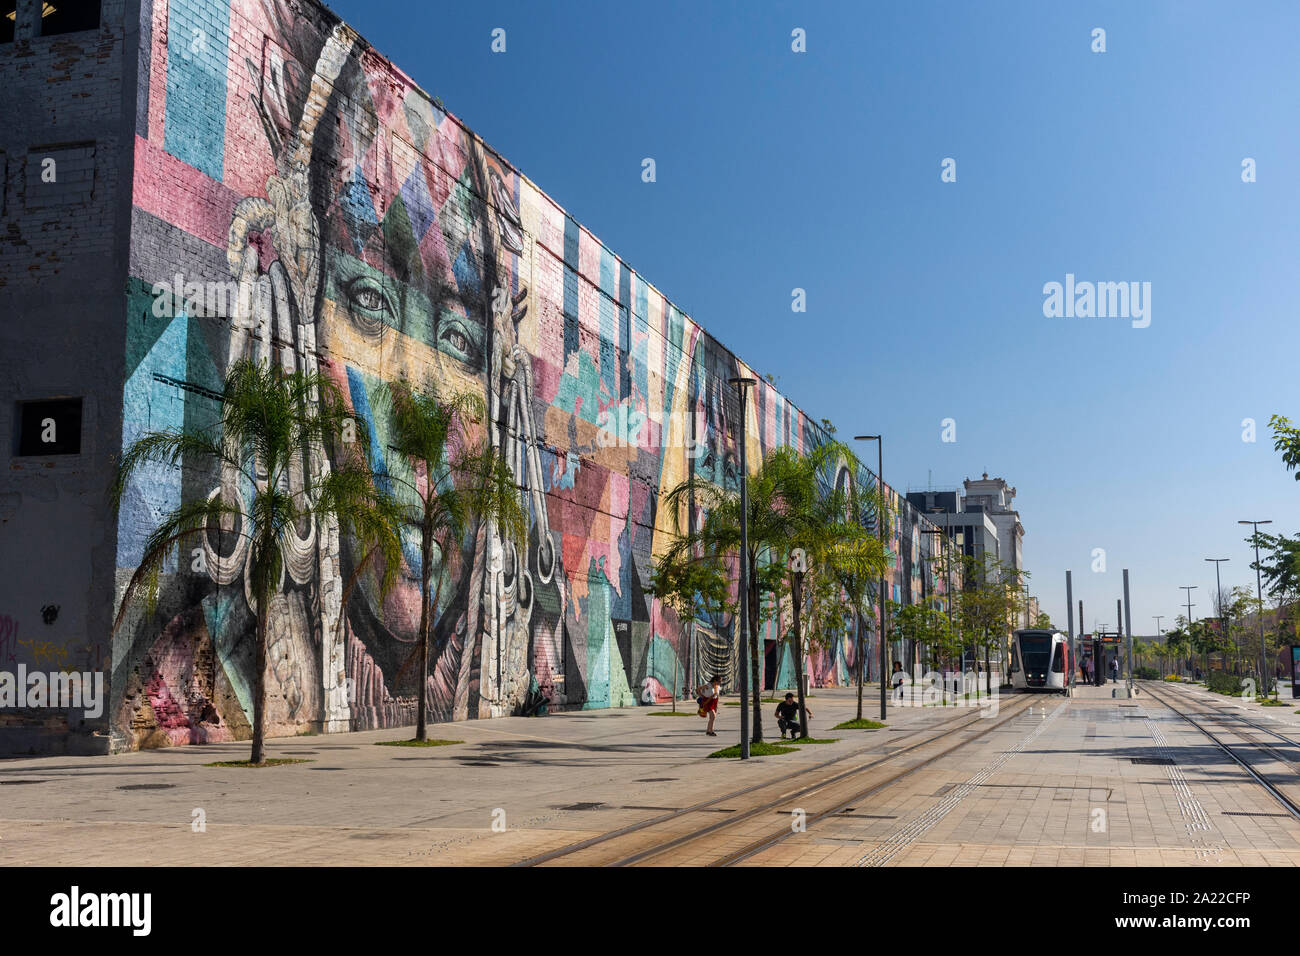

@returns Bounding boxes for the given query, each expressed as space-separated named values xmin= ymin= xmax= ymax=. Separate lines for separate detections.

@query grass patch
xmin=707 ymin=741 xmax=796 ymax=758
xmin=832 ymin=718 xmax=886 ymax=730
xmin=783 ymin=737 xmax=838 ymax=744
xmin=648 ymin=711 xmax=696 ymax=717
xmin=375 ymin=738 xmax=464 ymax=747
xmin=1258 ymin=698 xmax=1288 ymax=707
xmin=203 ymin=758 xmax=310 ymax=768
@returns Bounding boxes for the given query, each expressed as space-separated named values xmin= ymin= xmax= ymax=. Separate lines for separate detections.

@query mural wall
xmin=113 ymin=0 xmax=950 ymax=750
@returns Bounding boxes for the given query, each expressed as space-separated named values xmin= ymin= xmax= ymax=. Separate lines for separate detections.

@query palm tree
xmin=375 ymin=379 xmax=528 ymax=741
xmin=658 ymin=441 xmax=886 ymax=741
xmin=111 ymin=359 xmax=404 ymax=764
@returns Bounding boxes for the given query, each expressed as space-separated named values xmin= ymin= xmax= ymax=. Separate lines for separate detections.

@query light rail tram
xmin=1010 ymin=628 xmax=1071 ymax=693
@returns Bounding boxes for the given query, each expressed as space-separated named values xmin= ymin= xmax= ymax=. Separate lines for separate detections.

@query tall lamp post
xmin=729 ymin=376 xmax=756 ymax=758
xmin=1205 ymin=557 xmax=1230 ymax=672
xmin=1239 ymin=519 xmax=1273 ymax=693
xmin=855 ymin=434 xmax=887 ymax=722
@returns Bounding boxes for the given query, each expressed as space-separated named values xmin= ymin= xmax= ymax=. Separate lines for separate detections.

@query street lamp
xmin=729 ymin=376 xmax=757 ymax=758
xmin=1239 ymin=519 xmax=1273 ymax=694
xmin=854 ymin=434 xmax=887 ymax=722
xmin=1205 ymin=558 xmax=1230 ymax=672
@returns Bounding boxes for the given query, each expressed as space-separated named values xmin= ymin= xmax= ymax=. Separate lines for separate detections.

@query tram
xmin=1010 ymin=628 xmax=1071 ymax=693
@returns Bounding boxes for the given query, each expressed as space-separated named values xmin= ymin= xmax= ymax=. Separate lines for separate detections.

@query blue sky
xmin=327 ymin=0 xmax=1300 ymax=635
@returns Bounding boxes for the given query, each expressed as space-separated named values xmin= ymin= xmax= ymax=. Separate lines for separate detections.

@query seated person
xmin=774 ymin=693 xmax=812 ymax=739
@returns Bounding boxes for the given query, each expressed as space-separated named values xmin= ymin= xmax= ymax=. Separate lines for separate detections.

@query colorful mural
xmin=112 ymin=0 xmax=951 ymax=750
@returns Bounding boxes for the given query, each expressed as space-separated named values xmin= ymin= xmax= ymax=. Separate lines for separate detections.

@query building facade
xmin=0 ymin=0 xmax=953 ymax=754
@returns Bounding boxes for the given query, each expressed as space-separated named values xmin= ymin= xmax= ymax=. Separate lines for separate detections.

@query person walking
xmin=891 ymin=660 xmax=907 ymax=703
xmin=1110 ymin=656 xmax=1119 ymax=684
xmin=696 ymin=676 xmax=722 ymax=736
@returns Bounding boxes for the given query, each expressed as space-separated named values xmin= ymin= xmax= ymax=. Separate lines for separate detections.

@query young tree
xmin=376 ymin=380 xmax=528 ymax=741
xmin=658 ymin=441 xmax=887 ymax=741
xmin=646 ymin=552 xmax=735 ymax=711
xmin=111 ymin=360 xmax=404 ymax=765
xmin=955 ymin=554 xmax=1028 ymax=695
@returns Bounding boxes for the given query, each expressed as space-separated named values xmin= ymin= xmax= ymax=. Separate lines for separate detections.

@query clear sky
xmin=326 ymin=0 xmax=1300 ymax=636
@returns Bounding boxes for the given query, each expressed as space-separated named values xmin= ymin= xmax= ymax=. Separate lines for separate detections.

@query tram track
xmin=514 ymin=691 xmax=1043 ymax=867
xmin=1139 ymin=681 xmax=1300 ymax=825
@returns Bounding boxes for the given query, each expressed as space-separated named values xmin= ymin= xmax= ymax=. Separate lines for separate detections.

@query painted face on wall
xmin=690 ymin=339 xmax=740 ymax=491
xmin=303 ymin=53 xmax=510 ymax=681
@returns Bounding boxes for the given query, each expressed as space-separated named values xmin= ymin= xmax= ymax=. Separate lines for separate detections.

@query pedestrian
xmin=774 ymin=693 xmax=811 ymax=738
xmin=891 ymin=660 xmax=907 ymax=702
xmin=696 ymin=675 xmax=722 ymax=736
xmin=1110 ymin=657 xmax=1119 ymax=683
xmin=1080 ymin=659 xmax=1090 ymax=684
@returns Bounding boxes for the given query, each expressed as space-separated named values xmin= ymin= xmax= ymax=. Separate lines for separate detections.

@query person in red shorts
xmin=696 ymin=676 xmax=722 ymax=736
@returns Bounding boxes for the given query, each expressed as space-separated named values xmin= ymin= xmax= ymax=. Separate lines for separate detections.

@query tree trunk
xmin=791 ymin=573 xmax=808 ymax=738
xmin=251 ymin=596 xmax=269 ymax=765
xmin=855 ymin=608 xmax=865 ymax=721
xmin=416 ymin=518 xmax=433 ymax=742
xmin=749 ymin=566 xmax=763 ymax=743
xmin=984 ymin=639 xmax=992 ymax=696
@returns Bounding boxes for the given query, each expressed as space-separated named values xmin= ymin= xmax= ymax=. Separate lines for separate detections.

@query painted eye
xmin=344 ymin=277 xmax=389 ymax=335
xmin=346 ymin=278 xmax=387 ymax=312
xmin=437 ymin=315 xmax=481 ymax=365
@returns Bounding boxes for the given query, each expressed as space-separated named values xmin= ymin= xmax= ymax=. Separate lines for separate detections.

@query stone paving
xmin=737 ymin=681 xmax=1300 ymax=866
xmin=1 ymin=680 xmax=1297 ymax=865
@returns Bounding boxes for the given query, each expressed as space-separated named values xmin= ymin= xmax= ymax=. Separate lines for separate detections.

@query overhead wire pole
xmin=729 ymin=376 xmax=756 ymax=759
xmin=1066 ymin=570 xmax=1075 ymax=695
xmin=855 ymin=435 xmax=886 ymax=722
xmin=1153 ymin=615 xmax=1164 ymax=674
xmin=1180 ymin=585 xmax=1197 ymax=679
xmin=1239 ymin=519 xmax=1273 ymax=695
xmin=1205 ymin=557 xmax=1230 ymax=671
xmin=1123 ymin=570 xmax=1134 ymax=696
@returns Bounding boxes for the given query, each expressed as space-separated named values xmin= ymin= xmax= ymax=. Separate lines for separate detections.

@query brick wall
xmin=0 ymin=0 xmax=138 ymax=754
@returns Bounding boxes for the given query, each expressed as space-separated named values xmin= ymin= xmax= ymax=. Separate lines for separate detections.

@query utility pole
xmin=1239 ymin=520 xmax=1273 ymax=694
xmin=1153 ymin=615 xmax=1164 ymax=674
xmin=1066 ymin=571 xmax=1075 ymax=694
xmin=1123 ymin=570 xmax=1134 ymax=696
xmin=855 ymin=435 xmax=886 ymax=721
xmin=1180 ymin=585 xmax=1198 ymax=679
xmin=1206 ymin=557 xmax=1230 ymax=672
xmin=729 ymin=376 xmax=756 ymax=757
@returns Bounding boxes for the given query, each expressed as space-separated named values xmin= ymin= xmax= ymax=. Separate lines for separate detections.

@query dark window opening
xmin=40 ymin=0 xmax=100 ymax=36
xmin=1 ymin=0 xmax=16 ymax=43
xmin=15 ymin=397 xmax=82 ymax=456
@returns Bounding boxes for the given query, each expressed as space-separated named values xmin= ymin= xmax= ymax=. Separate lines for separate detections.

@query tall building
xmin=0 ymin=0 xmax=955 ymax=753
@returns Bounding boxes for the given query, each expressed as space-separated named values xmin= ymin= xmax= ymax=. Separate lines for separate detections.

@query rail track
xmin=1139 ymin=681 xmax=1300 ymax=824
xmin=514 ymin=691 xmax=1043 ymax=867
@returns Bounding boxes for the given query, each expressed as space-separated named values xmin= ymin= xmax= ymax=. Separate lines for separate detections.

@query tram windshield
xmin=1019 ymin=634 xmax=1051 ymax=672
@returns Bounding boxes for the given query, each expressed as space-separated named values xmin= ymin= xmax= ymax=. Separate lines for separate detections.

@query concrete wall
xmin=0 ymin=0 xmax=139 ymax=754
xmin=2 ymin=0 xmax=952 ymax=752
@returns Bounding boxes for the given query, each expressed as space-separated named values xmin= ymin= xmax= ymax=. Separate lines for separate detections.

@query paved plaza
xmin=1 ymin=682 xmax=1298 ymax=866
